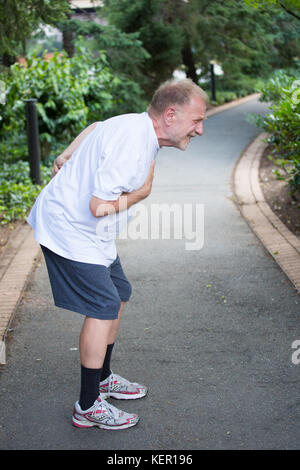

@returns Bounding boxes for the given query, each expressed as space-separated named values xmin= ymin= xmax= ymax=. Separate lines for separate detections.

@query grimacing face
xmin=166 ymin=94 xmax=206 ymax=150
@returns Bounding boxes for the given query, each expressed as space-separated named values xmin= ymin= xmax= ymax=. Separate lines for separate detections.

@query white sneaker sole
xmin=72 ymin=414 xmax=139 ymax=430
xmin=100 ymin=389 xmax=147 ymax=400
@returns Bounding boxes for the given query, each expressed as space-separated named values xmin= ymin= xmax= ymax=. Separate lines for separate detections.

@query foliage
xmin=252 ymin=67 xmax=300 ymax=194
xmin=244 ymin=0 xmax=300 ymax=20
xmin=56 ymin=19 xmax=150 ymax=86
xmin=243 ymin=1 xmax=300 ymax=69
xmin=102 ymin=0 xmax=185 ymax=97
xmin=207 ymin=90 xmax=238 ymax=106
xmin=0 ymin=50 xmax=87 ymax=161
xmin=0 ymin=0 xmax=70 ymax=59
xmin=0 ymin=45 xmax=146 ymax=162
xmin=193 ymin=0 xmax=300 ymax=92
xmin=0 ymin=160 xmax=51 ymax=224
xmin=204 ymin=76 xmax=265 ymax=103
xmin=0 ymin=24 xmax=148 ymax=224
xmin=102 ymin=0 xmax=300 ymax=99
xmin=257 ymin=67 xmax=299 ymax=102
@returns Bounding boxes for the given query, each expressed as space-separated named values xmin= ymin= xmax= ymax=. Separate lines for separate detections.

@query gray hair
xmin=148 ymin=78 xmax=208 ymax=116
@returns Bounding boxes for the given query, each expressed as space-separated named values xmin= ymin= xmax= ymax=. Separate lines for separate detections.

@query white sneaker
xmin=72 ymin=396 xmax=139 ymax=430
xmin=100 ymin=371 xmax=147 ymax=400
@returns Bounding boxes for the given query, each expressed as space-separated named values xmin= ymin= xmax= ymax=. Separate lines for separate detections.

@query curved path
xmin=0 ymin=97 xmax=299 ymax=451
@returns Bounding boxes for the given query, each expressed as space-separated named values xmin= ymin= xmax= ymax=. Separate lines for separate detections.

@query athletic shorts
xmin=41 ymin=245 xmax=132 ymax=320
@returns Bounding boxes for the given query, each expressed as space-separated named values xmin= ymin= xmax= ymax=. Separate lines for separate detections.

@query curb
xmin=232 ymin=132 xmax=300 ymax=294
xmin=0 ymin=225 xmax=41 ymax=364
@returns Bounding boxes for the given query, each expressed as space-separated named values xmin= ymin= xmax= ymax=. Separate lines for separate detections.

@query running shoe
xmin=99 ymin=371 xmax=147 ymax=400
xmin=72 ymin=396 xmax=139 ymax=430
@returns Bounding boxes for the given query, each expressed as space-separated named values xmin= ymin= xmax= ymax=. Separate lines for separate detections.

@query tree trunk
xmin=62 ymin=11 xmax=75 ymax=58
xmin=62 ymin=28 xmax=75 ymax=57
xmin=181 ymin=40 xmax=198 ymax=83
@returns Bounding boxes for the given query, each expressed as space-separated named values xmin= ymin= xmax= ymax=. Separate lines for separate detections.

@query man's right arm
xmin=90 ymin=160 xmax=156 ymax=218
xmin=52 ymin=122 xmax=98 ymax=177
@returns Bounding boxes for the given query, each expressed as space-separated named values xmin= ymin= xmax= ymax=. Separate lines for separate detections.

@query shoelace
xmin=91 ymin=399 xmax=120 ymax=421
xmin=108 ymin=372 xmax=132 ymax=392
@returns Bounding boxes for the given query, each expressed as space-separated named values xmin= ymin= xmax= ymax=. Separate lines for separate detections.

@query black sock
xmin=79 ymin=365 xmax=103 ymax=411
xmin=100 ymin=343 xmax=115 ymax=382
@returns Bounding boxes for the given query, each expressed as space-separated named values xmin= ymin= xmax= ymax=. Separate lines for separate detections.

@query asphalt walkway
xmin=0 ymin=97 xmax=299 ymax=450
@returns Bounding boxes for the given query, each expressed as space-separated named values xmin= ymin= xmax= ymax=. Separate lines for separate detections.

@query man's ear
xmin=163 ymin=106 xmax=176 ymax=127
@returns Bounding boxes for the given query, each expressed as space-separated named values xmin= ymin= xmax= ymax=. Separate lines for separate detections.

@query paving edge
xmin=232 ymin=132 xmax=300 ymax=294
xmin=0 ymin=226 xmax=41 ymax=364
xmin=0 ymin=92 xmax=265 ymax=365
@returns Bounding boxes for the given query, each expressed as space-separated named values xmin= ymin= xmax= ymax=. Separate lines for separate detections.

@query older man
xmin=27 ymin=78 xmax=207 ymax=430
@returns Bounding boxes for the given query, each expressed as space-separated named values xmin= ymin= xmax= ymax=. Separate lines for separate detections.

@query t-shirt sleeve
xmin=92 ymin=140 xmax=141 ymax=201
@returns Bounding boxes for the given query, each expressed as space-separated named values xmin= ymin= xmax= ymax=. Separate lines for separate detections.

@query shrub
xmin=252 ymin=68 xmax=300 ymax=195
xmin=0 ymin=45 xmax=145 ymax=164
xmin=0 ymin=161 xmax=51 ymax=224
xmin=0 ymin=44 xmax=147 ymax=224
xmin=0 ymin=50 xmax=90 ymax=162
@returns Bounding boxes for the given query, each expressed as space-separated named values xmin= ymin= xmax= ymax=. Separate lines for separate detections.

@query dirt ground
xmin=259 ymin=147 xmax=300 ymax=238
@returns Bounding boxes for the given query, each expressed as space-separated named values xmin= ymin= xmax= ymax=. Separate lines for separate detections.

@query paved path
xmin=0 ymin=97 xmax=299 ymax=450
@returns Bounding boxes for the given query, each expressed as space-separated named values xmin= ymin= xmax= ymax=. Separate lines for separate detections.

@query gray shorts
xmin=41 ymin=245 xmax=132 ymax=320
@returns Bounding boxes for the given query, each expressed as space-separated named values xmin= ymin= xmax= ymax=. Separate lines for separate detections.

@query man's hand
xmin=119 ymin=159 xmax=156 ymax=207
xmin=90 ymin=160 xmax=156 ymax=217
xmin=51 ymin=154 xmax=68 ymax=178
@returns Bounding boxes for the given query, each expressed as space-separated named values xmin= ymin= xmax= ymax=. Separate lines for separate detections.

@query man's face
xmin=165 ymin=94 xmax=206 ymax=150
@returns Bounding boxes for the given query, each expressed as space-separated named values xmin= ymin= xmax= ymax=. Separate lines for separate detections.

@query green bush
xmin=0 ymin=45 xmax=145 ymax=164
xmin=257 ymin=69 xmax=296 ymax=103
xmin=202 ymin=74 xmax=265 ymax=105
xmin=207 ymin=91 xmax=238 ymax=105
xmin=253 ymin=68 xmax=300 ymax=195
xmin=0 ymin=44 xmax=147 ymax=224
xmin=0 ymin=50 xmax=89 ymax=162
xmin=0 ymin=161 xmax=51 ymax=224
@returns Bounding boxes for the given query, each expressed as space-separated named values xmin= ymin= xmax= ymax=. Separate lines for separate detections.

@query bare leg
xmin=79 ymin=317 xmax=113 ymax=369
xmin=106 ymin=301 xmax=126 ymax=345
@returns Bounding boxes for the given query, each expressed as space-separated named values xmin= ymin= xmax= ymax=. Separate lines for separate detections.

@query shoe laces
xmin=91 ymin=398 xmax=120 ymax=421
xmin=108 ymin=371 xmax=131 ymax=389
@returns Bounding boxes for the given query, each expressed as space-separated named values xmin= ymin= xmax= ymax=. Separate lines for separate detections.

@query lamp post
xmin=209 ymin=61 xmax=216 ymax=102
xmin=25 ymin=99 xmax=41 ymax=185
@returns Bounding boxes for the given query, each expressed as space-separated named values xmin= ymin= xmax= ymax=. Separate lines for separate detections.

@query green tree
xmin=57 ymin=18 xmax=150 ymax=86
xmin=242 ymin=0 xmax=300 ymax=71
xmin=244 ymin=0 xmax=300 ymax=20
xmin=0 ymin=0 xmax=70 ymax=65
xmin=191 ymin=0 xmax=285 ymax=92
xmin=103 ymin=0 xmax=299 ymax=98
xmin=103 ymin=0 xmax=185 ymax=97
xmin=0 ymin=44 xmax=147 ymax=163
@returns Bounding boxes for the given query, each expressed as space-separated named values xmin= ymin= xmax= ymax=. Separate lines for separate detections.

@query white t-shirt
xmin=27 ymin=112 xmax=160 ymax=266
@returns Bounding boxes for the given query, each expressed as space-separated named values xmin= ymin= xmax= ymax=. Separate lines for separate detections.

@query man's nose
xmin=196 ymin=122 xmax=203 ymax=135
